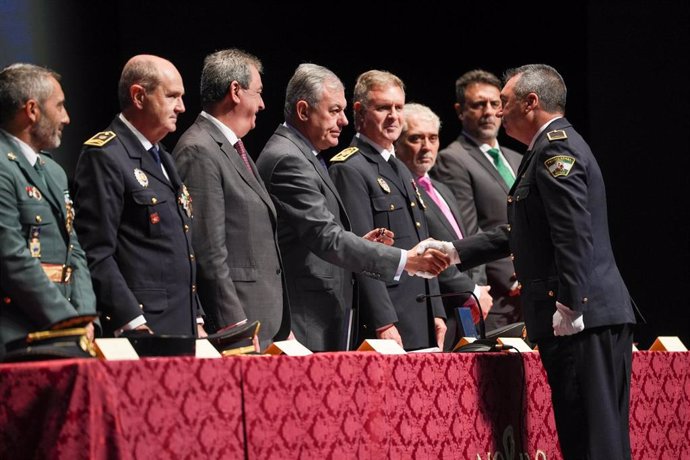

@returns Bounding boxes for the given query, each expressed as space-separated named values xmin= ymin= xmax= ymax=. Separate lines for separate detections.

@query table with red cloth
xmin=1 ymin=351 xmax=688 ymax=459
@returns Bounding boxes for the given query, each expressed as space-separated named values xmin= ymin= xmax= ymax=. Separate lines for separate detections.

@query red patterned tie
xmin=417 ymin=176 xmax=463 ymax=239
xmin=234 ymin=139 xmax=254 ymax=176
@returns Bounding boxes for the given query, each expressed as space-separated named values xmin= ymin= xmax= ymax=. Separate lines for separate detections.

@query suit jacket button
xmin=507 ymin=196 xmax=513 ymax=203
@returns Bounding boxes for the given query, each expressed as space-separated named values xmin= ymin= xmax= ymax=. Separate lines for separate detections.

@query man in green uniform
xmin=0 ymin=63 xmax=97 ymax=357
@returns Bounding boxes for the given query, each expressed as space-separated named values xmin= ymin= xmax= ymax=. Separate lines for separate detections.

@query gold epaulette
xmin=546 ymin=130 xmax=567 ymax=141
xmin=329 ymin=147 xmax=359 ymax=163
xmin=84 ymin=131 xmax=116 ymax=147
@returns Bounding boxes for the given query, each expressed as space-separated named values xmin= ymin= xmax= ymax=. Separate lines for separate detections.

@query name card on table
xmin=357 ymin=339 xmax=406 ymax=355
xmin=196 ymin=339 xmax=222 ymax=358
xmin=264 ymin=340 xmax=313 ymax=356
xmin=649 ymin=336 xmax=688 ymax=352
xmin=94 ymin=338 xmax=139 ymax=360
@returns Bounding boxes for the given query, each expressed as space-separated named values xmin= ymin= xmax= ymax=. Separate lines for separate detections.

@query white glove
xmin=552 ymin=301 xmax=585 ymax=336
xmin=416 ymin=239 xmax=460 ymax=264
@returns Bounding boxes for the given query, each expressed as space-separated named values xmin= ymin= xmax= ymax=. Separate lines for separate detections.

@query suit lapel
xmin=199 ymin=117 xmax=276 ymax=213
xmin=461 ymin=135 xmax=512 ymax=194
xmin=429 ymin=180 xmax=467 ymax=237
xmin=112 ymin=118 xmax=172 ymax=190
xmin=1 ymin=133 xmax=63 ymax=214
xmin=277 ymin=124 xmax=348 ymax=220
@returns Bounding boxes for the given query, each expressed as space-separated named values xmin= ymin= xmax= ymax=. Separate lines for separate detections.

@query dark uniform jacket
xmin=256 ymin=124 xmax=400 ymax=351
xmin=173 ymin=114 xmax=290 ymax=348
xmin=329 ymin=136 xmax=445 ymax=351
xmin=431 ymin=133 xmax=522 ymax=324
xmin=0 ymin=130 xmax=96 ymax=345
xmin=73 ymin=117 xmax=202 ymax=336
xmin=453 ymin=118 xmax=636 ymax=342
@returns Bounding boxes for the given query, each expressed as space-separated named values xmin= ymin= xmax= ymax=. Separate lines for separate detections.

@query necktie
xmin=417 ymin=176 xmax=463 ymax=239
xmin=33 ymin=158 xmax=48 ymax=190
xmin=234 ymin=139 xmax=254 ymax=176
xmin=316 ymin=153 xmax=328 ymax=171
xmin=487 ymin=147 xmax=515 ymax=188
xmin=149 ymin=145 xmax=161 ymax=165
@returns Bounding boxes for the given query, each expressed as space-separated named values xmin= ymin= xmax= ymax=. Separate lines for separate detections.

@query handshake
xmin=362 ymin=229 xmax=458 ymax=279
xmin=406 ymin=238 xmax=460 ymax=279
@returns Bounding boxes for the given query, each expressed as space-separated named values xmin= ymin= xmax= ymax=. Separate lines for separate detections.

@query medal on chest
xmin=178 ymin=184 xmax=193 ymax=218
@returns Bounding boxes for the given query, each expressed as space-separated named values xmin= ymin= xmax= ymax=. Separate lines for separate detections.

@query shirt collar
xmin=0 ymin=128 xmax=39 ymax=166
xmin=283 ymin=122 xmax=319 ymax=157
xmin=118 ymin=113 xmax=155 ymax=151
xmin=462 ymin=130 xmax=500 ymax=155
xmin=357 ymin=132 xmax=395 ymax=161
xmin=528 ymin=116 xmax=563 ymax=150
xmin=200 ymin=111 xmax=240 ymax=145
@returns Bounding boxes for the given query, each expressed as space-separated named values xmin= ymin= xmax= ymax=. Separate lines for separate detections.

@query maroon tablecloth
xmin=1 ymin=351 xmax=688 ymax=459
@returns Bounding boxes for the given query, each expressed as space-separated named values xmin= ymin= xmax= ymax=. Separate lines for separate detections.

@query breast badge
xmin=134 ymin=168 xmax=149 ymax=187
xmin=178 ymin=184 xmax=193 ymax=218
xmin=377 ymin=177 xmax=391 ymax=194
xmin=26 ymin=185 xmax=42 ymax=200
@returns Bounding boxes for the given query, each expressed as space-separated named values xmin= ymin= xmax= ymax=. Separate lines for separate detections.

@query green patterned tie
xmin=487 ymin=148 xmax=515 ymax=188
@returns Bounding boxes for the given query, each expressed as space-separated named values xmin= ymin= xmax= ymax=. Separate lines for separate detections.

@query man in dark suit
xmin=329 ymin=70 xmax=447 ymax=351
xmin=0 ymin=63 xmax=97 ymax=349
xmin=430 ymin=69 xmax=523 ymax=332
xmin=73 ymin=55 xmax=205 ymax=337
xmin=426 ymin=65 xmax=637 ymax=459
xmin=395 ymin=103 xmax=492 ymax=351
xmin=257 ymin=64 xmax=449 ymax=352
xmin=173 ymin=49 xmax=289 ymax=350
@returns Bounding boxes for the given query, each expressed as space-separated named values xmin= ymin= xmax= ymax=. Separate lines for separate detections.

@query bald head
xmin=118 ymin=54 xmax=185 ymax=143
xmin=118 ymin=55 xmax=181 ymax=110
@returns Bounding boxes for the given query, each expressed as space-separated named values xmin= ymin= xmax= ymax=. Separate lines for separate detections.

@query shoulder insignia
xmin=84 ymin=131 xmax=116 ymax=147
xmin=546 ymin=130 xmax=567 ymax=142
xmin=330 ymin=147 xmax=359 ymax=163
xmin=544 ymin=155 xmax=576 ymax=178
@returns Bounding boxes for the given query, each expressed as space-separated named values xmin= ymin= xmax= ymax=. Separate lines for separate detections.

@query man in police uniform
xmin=0 ymin=63 xmax=97 ymax=351
xmin=73 ymin=55 xmax=205 ymax=337
xmin=329 ymin=70 xmax=447 ymax=351
xmin=427 ymin=64 xmax=637 ymax=459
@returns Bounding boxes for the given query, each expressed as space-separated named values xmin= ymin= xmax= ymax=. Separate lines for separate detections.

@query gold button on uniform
xmin=192 ymin=284 xmax=197 ymax=293
xmin=389 ymin=204 xmax=395 ymax=210
xmin=415 ymin=222 xmax=421 ymax=228
xmin=35 ymin=215 xmax=42 ymax=223
xmin=582 ymin=297 xmax=588 ymax=303
xmin=510 ymin=253 xmax=515 ymax=261
xmin=184 ymin=224 xmax=189 ymax=232
xmin=151 ymin=197 xmax=158 ymax=204
xmin=548 ymin=290 xmax=554 ymax=297
xmin=410 ymin=202 xmax=416 ymax=207
xmin=190 ymin=254 xmax=195 ymax=260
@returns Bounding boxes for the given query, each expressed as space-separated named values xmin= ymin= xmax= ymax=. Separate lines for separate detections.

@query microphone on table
xmin=416 ymin=290 xmax=509 ymax=352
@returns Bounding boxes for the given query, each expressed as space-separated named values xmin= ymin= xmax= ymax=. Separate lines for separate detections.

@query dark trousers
xmin=539 ymin=324 xmax=633 ymax=460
